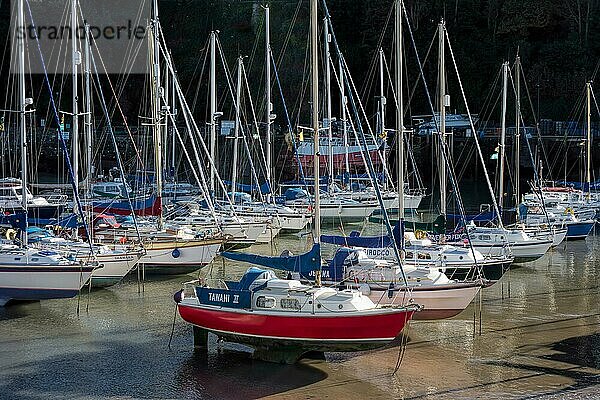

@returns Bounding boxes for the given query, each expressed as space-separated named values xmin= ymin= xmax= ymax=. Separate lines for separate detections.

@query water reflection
xmin=0 ymin=230 xmax=599 ymax=399
xmin=175 ymin=351 xmax=327 ymax=399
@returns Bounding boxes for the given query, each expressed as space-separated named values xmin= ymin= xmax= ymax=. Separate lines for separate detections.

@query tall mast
xmin=311 ymin=0 xmax=321 ymax=255
xmin=379 ymin=48 xmax=386 ymax=191
xmin=163 ymin=54 xmax=170 ymax=175
xmin=17 ymin=0 xmax=28 ymax=247
xmin=151 ymin=0 xmax=163 ymax=229
xmin=340 ymin=58 xmax=349 ymax=180
xmin=84 ymin=23 xmax=92 ymax=191
xmin=438 ymin=20 xmax=447 ymax=216
xmin=209 ymin=32 xmax=217 ymax=193
xmin=170 ymin=54 xmax=177 ymax=179
xmin=84 ymin=23 xmax=93 ymax=243
xmin=265 ymin=6 xmax=273 ymax=201
xmin=514 ymin=55 xmax=520 ymax=208
xmin=499 ymin=61 xmax=508 ymax=211
xmin=71 ymin=0 xmax=80 ymax=200
xmin=395 ymin=0 xmax=404 ymax=230
xmin=586 ymin=81 xmax=592 ymax=199
xmin=379 ymin=49 xmax=385 ymax=134
xmin=231 ymin=57 xmax=242 ymax=204
xmin=324 ymin=17 xmax=333 ymax=192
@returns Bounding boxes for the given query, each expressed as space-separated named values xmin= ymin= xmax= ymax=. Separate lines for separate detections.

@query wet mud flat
xmin=0 ymin=237 xmax=599 ymax=399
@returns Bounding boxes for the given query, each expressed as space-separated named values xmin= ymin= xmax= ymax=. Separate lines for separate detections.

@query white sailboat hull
xmin=86 ymin=252 xmax=141 ymax=287
xmin=471 ymin=240 xmax=552 ymax=263
xmin=140 ymin=240 xmax=221 ymax=275
xmin=366 ymin=284 xmax=480 ymax=320
xmin=256 ymin=225 xmax=282 ymax=244
xmin=0 ymin=265 xmax=94 ymax=306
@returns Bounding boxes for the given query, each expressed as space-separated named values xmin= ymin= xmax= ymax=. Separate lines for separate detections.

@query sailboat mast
xmin=231 ymin=57 xmax=242 ymax=204
xmin=379 ymin=48 xmax=386 ymax=191
xmin=395 ymin=0 xmax=405 ymax=228
xmin=151 ymin=0 xmax=163 ymax=229
xmin=379 ymin=48 xmax=385 ymax=141
xmin=171 ymin=63 xmax=176 ymax=180
xmin=84 ymin=23 xmax=93 ymax=243
xmin=71 ymin=0 xmax=79 ymax=195
xmin=311 ymin=0 xmax=321 ymax=248
xmin=340 ymin=58 xmax=349 ymax=179
xmin=514 ymin=55 xmax=521 ymax=208
xmin=265 ymin=5 xmax=273 ymax=201
xmin=163 ymin=56 xmax=170 ymax=175
xmin=209 ymin=32 xmax=217 ymax=193
xmin=438 ymin=20 xmax=447 ymax=216
xmin=498 ymin=62 xmax=508 ymax=211
xmin=324 ymin=17 xmax=333 ymax=192
xmin=17 ymin=0 xmax=28 ymax=246
xmin=586 ymin=81 xmax=592 ymax=198
xmin=84 ymin=24 xmax=92 ymax=192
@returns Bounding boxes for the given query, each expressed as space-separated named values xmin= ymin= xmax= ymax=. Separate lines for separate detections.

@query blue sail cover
xmin=321 ymin=231 xmax=392 ymax=248
xmin=222 ymin=180 xmax=272 ymax=195
xmin=446 ymin=210 xmax=498 ymax=224
xmin=554 ymin=180 xmax=600 ymax=190
xmin=0 ymin=213 xmax=80 ymax=230
xmin=320 ymin=222 xmax=402 ymax=249
xmin=34 ymin=214 xmax=80 ymax=229
xmin=222 ymin=243 xmax=322 ymax=276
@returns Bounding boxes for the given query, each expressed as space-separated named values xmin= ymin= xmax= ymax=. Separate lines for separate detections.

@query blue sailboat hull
xmin=566 ymin=222 xmax=595 ymax=240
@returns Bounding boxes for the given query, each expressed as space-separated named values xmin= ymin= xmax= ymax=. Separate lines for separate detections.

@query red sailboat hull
xmin=178 ymin=303 xmax=415 ymax=350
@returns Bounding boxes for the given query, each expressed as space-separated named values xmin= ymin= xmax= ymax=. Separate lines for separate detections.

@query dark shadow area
xmin=175 ymin=350 xmax=328 ymax=399
xmin=485 ymin=313 xmax=600 ymax=335
xmin=0 ymin=334 xmax=328 ymax=400
xmin=0 ymin=302 xmax=32 ymax=321
xmin=479 ymin=360 xmax=600 ymax=399
xmin=543 ymin=333 xmax=600 ymax=370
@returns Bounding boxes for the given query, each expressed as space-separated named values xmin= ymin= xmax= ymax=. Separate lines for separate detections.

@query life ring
xmin=118 ymin=236 xmax=128 ymax=244
xmin=564 ymin=207 xmax=574 ymax=215
xmin=5 ymin=229 xmax=16 ymax=241
xmin=414 ymin=230 xmax=427 ymax=240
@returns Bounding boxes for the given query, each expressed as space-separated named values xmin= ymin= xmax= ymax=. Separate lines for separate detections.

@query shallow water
xmin=1 ymin=225 xmax=600 ymax=399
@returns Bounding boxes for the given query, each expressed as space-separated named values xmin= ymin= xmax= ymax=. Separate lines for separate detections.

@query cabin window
xmin=256 ymin=296 xmax=275 ymax=308
xmin=31 ymin=258 xmax=38 ymax=261
xmin=417 ymin=253 xmax=431 ymax=260
xmin=14 ymin=257 xmax=20 ymax=261
xmin=405 ymin=252 xmax=414 ymax=258
xmin=479 ymin=235 xmax=491 ymax=241
xmin=281 ymin=298 xmax=301 ymax=310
